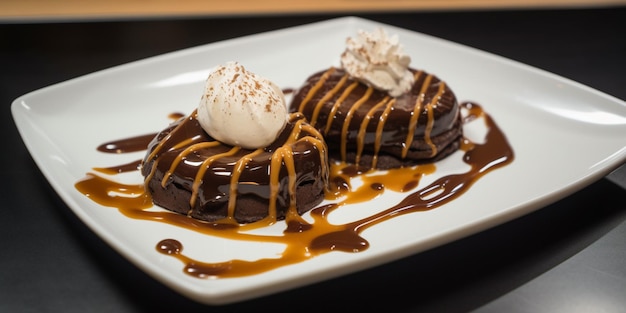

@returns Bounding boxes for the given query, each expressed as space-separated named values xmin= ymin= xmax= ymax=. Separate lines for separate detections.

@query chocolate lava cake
xmin=141 ymin=112 xmax=328 ymax=224
xmin=289 ymin=67 xmax=463 ymax=169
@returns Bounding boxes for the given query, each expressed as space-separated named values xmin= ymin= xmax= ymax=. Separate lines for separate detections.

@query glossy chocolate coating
xmin=290 ymin=67 xmax=463 ymax=169
xmin=141 ymin=112 xmax=328 ymax=224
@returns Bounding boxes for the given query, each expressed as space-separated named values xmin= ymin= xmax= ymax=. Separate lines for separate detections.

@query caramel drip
xmin=424 ymin=82 xmax=447 ymax=157
xmin=297 ymin=67 xmax=335 ymax=113
xmin=294 ymin=119 xmax=329 ymax=192
xmin=289 ymin=118 xmax=329 ymax=187
xmin=324 ymin=81 xmax=359 ymax=135
xmin=269 ymin=146 xmax=297 ymax=221
xmin=224 ymin=149 xmax=264 ymax=223
xmin=287 ymin=115 xmax=309 ymax=142
xmin=170 ymin=136 xmax=204 ymax=151
xmin=356 ymin=96 xmax=390 ymax=166
xmin=372 ymin=99 xmax=396 ymax=169
xmin=228 ymin=117 xmax=329 ymax=228
xmin=403 ymin=72 xmax=429 ymax=159
xmin=341 ymin=86 xmax=373 ymax=162
xmin=189 ymin=146 xmax=241 ymax=211
xmin=143 ymin=160 xmax=159 ymax=187
xmin=142 ymin=113 xmax=206 ymax=199
xmin=310 ymin=74 xmax=349 ymax=126
xmin=162 ymin=141 xmax=222 ymax=187
xmin=228 ymin=117 xmax=328 ymax=231
xmin=287 ymin=116 xmax=331 ymax=194
xmin=144 ymin=110 xmax=198 ymax=163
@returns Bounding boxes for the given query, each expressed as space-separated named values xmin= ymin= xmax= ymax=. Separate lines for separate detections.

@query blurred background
xmin=2 ymin=0 xmax=625 ymax=21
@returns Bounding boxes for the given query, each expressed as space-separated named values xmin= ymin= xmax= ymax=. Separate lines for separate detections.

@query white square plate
xmin=11 ymin=17 xmax=626 ymax=305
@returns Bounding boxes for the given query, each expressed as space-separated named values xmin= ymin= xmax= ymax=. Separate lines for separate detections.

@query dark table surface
xmin=2 ymin=7 xmax=625 ymax=313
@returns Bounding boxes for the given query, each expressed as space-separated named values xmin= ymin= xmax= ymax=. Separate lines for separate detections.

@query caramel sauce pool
xmin=75 ymin=102 xmax=513 ymax=279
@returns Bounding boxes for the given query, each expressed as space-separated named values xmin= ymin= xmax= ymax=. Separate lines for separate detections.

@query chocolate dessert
xmin=289 ymin=28 xmax=463 ymax=169
xmin=290 ymin=67 xmax=462 ymax=169
xmin=141 ymin=111 xmax=328 ymax=224
xmin=141 ymin=62 xmax=329 ymax=224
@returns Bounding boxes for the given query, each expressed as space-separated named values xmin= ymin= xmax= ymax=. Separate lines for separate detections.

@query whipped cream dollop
xmin=340 ymin=28 xmax=414 ymax=97
xmin=197 ymin=62 xmax=288 ymax=149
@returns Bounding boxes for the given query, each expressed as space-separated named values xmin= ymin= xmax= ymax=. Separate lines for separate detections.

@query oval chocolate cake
xmin=141 ymin=111 xmax=328 ymax=224
xmin=289 ymin=67 xmax=463 ymax=169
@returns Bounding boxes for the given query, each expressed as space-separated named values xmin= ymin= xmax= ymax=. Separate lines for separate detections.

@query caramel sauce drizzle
xmin=142 ymin=112 xmax=327 ymax=226
xmin=341 ymin=86 xmax=373 ymax=161
xmin=372 ymin=98 xmax=396 ymax=169
xmin=423 ymin=82 xmax=447 ymax=158
xmin=248 ymin=118 xmax=328 ymax=229
xmin=323 ymin=81 xmax=359 ymax=135
xmin=142 ymin=113 xmax=203 ymax=166
xmin=269 ymin=146 xmax=295 ymax=221
xmin=289 ymin=116 xmax=329 ymax=185
xmin=162 ymin=141 xmax=222 ymax=187
xmin=298 ymin=69 xmax=444 ymax=167
xmin=75 ymin=102 xmax=514 ymax=279
xmin=225 ymin=149 xmax=264 ymax=223
xmin=356 ymin=96 xmax=391 ymax=166
xmin=190 ymin=146 xmax=240 ymax=210
xmin=297 ymin=67 xmax=335 ymax=114
xmin=312 ymin=74 xmax=349 ymax=127
xmin=403 ymin=71 xmax=430 ymax=159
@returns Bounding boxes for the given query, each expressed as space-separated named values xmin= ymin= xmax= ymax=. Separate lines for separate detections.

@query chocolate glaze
xmin=141 ymin=111 xmax=329 ymax=224
xmin=75 ymin=102 xmax=514 ymax=279
xmin=289 ymin=67 xmax=463 ymax=169
xmin=97 ymin=133 xmax=158 ymax=154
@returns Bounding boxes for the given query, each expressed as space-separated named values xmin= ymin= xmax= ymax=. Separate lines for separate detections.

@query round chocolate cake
xmin=289 ymin=67 xmax=463 ymax=169
xmin=141 ymin=111 xmax=328 ymax=224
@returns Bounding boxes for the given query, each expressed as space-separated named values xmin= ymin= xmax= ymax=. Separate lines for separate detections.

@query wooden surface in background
xmin=2 ymin=0 xmax=625 ymax=21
